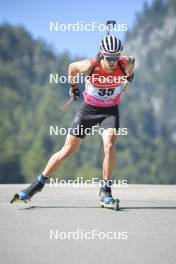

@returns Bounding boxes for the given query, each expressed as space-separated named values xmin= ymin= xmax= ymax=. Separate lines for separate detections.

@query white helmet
xmin=100 ymin=35 xmax=123 ymax=54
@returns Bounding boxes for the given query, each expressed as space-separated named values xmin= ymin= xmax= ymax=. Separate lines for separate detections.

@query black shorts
xmin=68 ymin=103 xmax=120 ymax=139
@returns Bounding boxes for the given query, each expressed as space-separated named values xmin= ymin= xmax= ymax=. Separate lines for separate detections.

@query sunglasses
xmin=103 ymin=55 xmax=120 ymax=62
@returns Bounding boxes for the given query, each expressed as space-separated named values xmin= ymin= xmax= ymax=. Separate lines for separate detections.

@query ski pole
xmin=40 ymin=95 xmax=74 ymax=130
xmin=58 ymin=96 xmax=74 ymax=113
xmin=120 ymin=82 xmax=129 ymax=102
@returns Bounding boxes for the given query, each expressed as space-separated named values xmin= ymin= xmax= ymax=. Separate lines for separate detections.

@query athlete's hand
xmin=126 ymin=56 xmax=135 ymax=83
xmin=69 ymin=85 xmax=80 ymax=100
xmin=127 ymin=73 xmax=134 ymax=83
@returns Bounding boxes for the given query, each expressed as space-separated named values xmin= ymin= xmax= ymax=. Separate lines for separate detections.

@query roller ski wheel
xmin=10 ymin=193 xmax=31 ymax=204
xmin=99 ymin=185 xmax=120 ymax=211
xmin=100 ymin=198 xmax=120 ymax=211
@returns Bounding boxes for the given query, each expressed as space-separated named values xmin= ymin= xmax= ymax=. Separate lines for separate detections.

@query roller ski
xmin=99 ymin=180 xmax=120 ymax=211
xmin=10 ymin=175 xmax=47 ymax=204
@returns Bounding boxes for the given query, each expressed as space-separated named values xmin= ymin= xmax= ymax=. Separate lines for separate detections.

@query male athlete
xmin=11 ymin=35 xmax=135 ymax=207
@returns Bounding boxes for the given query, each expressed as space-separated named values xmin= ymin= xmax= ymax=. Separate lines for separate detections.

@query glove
xmin=69 ymin=85 xmax=80 ymax=100
xmin=127 ymin=73 xmax=134 ymax=83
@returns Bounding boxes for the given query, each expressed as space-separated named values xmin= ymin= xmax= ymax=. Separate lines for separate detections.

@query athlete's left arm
xmin=125 ymin=57 xmax=135 ymax=82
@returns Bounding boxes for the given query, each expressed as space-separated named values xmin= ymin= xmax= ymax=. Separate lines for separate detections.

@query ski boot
xmin=10 ymin=175 xmax=48 ymax=203
xmin=99 ymin=180 xmax=120 ymax=210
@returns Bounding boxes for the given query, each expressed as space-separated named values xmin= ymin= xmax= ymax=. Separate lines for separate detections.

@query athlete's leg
xmin=11 ymin=107 xmax=86 ymax=202
xmin=102 ymin=128 xmax=118 ymax=181
xmin=42 ymin=134 xmax=82 ymax=177
xmin=99 ymin=128 xmax=119 ymax=205
xmin=11 ymin=134 xmax=82 ymax=202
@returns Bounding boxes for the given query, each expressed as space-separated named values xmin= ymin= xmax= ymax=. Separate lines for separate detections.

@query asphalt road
xmin=0 ymin=184 xmax=176 ymax=264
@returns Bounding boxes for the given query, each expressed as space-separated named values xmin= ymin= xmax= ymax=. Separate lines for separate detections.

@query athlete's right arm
xmin=68 ymin=59 xmax=92 ymax=85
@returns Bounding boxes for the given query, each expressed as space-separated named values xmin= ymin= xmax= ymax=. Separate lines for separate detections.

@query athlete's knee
xmin=104 ymin=142 xmax=116 ymax=156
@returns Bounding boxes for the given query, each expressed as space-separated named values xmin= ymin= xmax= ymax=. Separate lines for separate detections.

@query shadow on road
xmin=19 ymin=205 xmax=176 ymax=211
xmin=119 ymin=206 xmax=176 ymax=211
xmin=20 ymin=205 xmax=100 ymax=210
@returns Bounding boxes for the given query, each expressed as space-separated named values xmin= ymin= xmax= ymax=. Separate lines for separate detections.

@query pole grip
xmin=106 ymin=20 xmax=116 ymax=35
